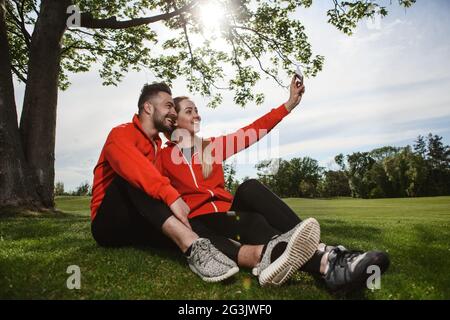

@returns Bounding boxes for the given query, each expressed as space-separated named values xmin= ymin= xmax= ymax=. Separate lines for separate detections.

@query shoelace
xmin=192 ymin=240 xmax=213 ymax=268
xmin=333 ymin=247 xmax=364 ymax=268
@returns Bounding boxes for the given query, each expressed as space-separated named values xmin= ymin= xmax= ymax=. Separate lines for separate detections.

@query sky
xmin=13 ymin=0 xmax=450 ymax=191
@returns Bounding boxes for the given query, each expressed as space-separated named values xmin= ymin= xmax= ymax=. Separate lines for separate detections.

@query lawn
xmin=1 ymin=196 xmax=449 ymax=300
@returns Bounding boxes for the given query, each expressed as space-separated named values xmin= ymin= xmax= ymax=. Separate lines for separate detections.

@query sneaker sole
xmin=259 ymin=218 xmax=321 ymax=286
xmin=189 ymin=265 xmax=240 ymax=283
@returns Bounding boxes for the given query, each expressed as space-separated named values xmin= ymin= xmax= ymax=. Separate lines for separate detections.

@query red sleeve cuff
xmin=159 ymin=185 xmax=180 ymax=206
xmin=277 ymin=103 xmax=291 ymax=117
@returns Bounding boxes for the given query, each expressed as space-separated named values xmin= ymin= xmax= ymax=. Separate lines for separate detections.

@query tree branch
xmin=226 ymin=10 xmax=244 ymax=77
xmin=232 ymin=29 xmax=285 ymax=87
xmin=227 ymin=6 xmax=285 ymax=87
xmin=68 ymin=28 xmax=111 ymax=40
xmin=80 ymin=1 xmax=198 ymax=29
xmin=170 ymin=0 xmax=225 ymax=91
xmin=5 ymin=1 xmax=31 ymax=48
xmin=228 ymin=32 xmax=243 ymax=76
xmin=11 ymin=64 xmax=27 ymax=83
xmin=332 ymin=0 xmax=346 ymax=14
xmin=230 ymin=24 xmax=293 ymax=66
xmin=29 ymin=0 xmax=39 ymax=16
xmin=61 ymin=43 xmax=126 ymax=56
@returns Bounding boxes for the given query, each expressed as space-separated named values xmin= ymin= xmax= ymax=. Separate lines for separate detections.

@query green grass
xmin=1 ymin=196 xmax=449 ymax=299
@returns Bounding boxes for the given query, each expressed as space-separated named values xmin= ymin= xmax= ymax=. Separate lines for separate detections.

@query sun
xmin=198 ymin=1 xmax=225 ymax=31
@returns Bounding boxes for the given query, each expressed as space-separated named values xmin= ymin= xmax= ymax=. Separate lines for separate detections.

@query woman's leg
xmin=189 ymin=218 xmax=242 ymax=263
xmin=191 ymin=211 xmax=280 ymax=245
xmin=231 ymin=179 xmax=329 ymax=275
xmin=231 ymin=179 xmax=301 ymax=233
xmin=190 ymin=210 xmax=280 ymax=265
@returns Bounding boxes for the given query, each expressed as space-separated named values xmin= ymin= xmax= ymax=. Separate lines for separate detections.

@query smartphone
xmin=295 ymin=65 xmax=304 ymax=85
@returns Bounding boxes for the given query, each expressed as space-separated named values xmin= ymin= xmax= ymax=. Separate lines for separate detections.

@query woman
xmin=158 ymin=77 xmax=390 ymax=290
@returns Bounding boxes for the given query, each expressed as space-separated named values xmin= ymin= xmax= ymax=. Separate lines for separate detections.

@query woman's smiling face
xmin=176 ymin=99 xmax=201 ymax=134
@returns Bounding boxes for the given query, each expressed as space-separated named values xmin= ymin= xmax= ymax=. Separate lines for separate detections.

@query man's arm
xmin=155 ymin=152 xmax=191 ymax=229
xmin=104 ymin=131 xmax=178 ymax=204
xmin=104 ymin=130 xmax=193 ymax=228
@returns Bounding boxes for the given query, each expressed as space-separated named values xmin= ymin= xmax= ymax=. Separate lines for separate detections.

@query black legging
xmin=232 ymin=179 xmax=302 ymax=232
xmin=190 ymin=179 xmax=303 ymax=262
xmin=92 ymin=177 xmax=304 ymax=263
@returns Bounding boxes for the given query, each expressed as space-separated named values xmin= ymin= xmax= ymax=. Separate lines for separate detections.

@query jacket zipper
xmin=177 ymin=145 xmax=218 ymax=212
xmin=206 ymin=189 xmax=218 ymax=212
xmin=177 ymin=145 xmax=199 ymax=188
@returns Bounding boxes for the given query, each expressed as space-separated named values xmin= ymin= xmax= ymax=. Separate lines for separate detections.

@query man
xmin=90 ymin=83 xmax=239 ymax=282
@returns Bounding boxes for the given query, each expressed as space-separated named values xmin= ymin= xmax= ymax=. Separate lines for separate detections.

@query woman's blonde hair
xmin=173 ymin=96 xmax=214 ymax=179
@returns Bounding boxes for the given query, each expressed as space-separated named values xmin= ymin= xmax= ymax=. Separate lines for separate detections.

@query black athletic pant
xmin=232 ymin=179 xmax=323 ymax=274
xmin=232 ymin=179 xmax=302 ymax=233
xmin=92 ymin=177 xmax=304 ymax=262
xmin=190 ymin=179 xmax=303 ymax=262
xmin=93 ymin=177 xmax=321 ymax=273
xmin=91 ymin=176 xmax=178 ymax=251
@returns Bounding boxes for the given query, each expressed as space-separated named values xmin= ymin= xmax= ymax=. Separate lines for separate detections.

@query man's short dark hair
xmin=138 ymin=82 xmax=172 ymax=113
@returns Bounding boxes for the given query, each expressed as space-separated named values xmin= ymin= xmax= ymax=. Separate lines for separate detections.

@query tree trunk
xmin=20 ymin=0 xmax=71 ymax=208
xmin=0 ymin=0 xmax=41 ymax=208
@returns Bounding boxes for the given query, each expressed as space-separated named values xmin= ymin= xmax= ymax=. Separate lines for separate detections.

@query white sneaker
xmin=253 ymin=218 xmax=321 ymax=286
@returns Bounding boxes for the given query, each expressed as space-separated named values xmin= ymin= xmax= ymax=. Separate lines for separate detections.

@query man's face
xmin=149 ymin=92 xmax=177 ymax=133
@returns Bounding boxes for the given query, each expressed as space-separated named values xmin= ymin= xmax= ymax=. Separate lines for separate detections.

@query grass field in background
xmin=1 ymin=196 xmax=449 ymax=299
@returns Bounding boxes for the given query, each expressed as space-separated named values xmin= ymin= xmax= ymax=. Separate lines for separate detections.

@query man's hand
xmin=169 ymin=197 xmax=192 ymax=230
xmin=284 ymin=75 xmax=306 ymax=112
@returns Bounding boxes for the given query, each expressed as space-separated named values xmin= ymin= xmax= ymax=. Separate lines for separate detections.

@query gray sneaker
xmin=253 ymin=218 xmax=321 ymax=286
xmin=323 ymin=246 xmax=390 ymax=292
xmin=187 ymin=238 xmax=239 ymax=282
xmin=318 ymin=244 xmax=340 ymax=253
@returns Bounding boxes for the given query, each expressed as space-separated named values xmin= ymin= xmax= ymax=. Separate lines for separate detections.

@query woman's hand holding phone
xmin=284 ymin=70 xmax=306 ymax=112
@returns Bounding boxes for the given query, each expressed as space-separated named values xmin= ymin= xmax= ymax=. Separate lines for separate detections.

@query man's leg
xmin=161 ymin=215 xmax=198 ymax=253
xmin=92 ymin=176 xmax=239 ymax=282
xmin=91 ymin=176 xmax=179 ymax=250
xmin=236 ymin=245 xmax=264 ymax=269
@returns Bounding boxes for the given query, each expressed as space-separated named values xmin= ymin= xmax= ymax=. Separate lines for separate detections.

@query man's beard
xmin=153 ymin=111 xmax=174 ymax=133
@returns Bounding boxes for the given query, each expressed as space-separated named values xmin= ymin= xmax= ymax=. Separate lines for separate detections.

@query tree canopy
xmin=7 ymin=0 xmax=416 ymax=107
xmin=0 ymin=0 xmax=416 ymax=209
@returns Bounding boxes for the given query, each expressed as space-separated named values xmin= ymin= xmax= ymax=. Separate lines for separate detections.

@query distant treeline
xmin=54 ymin=181 xmax=91 ymax=197
xmin=57 ymin=133 xmax=450 ymax=199
xmin=225 ymin=133 xmax=450 ymax=198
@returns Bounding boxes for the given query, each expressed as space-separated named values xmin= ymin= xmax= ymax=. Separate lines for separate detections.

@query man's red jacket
xmin=90 ymin=115 xmax=180 ymax=221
